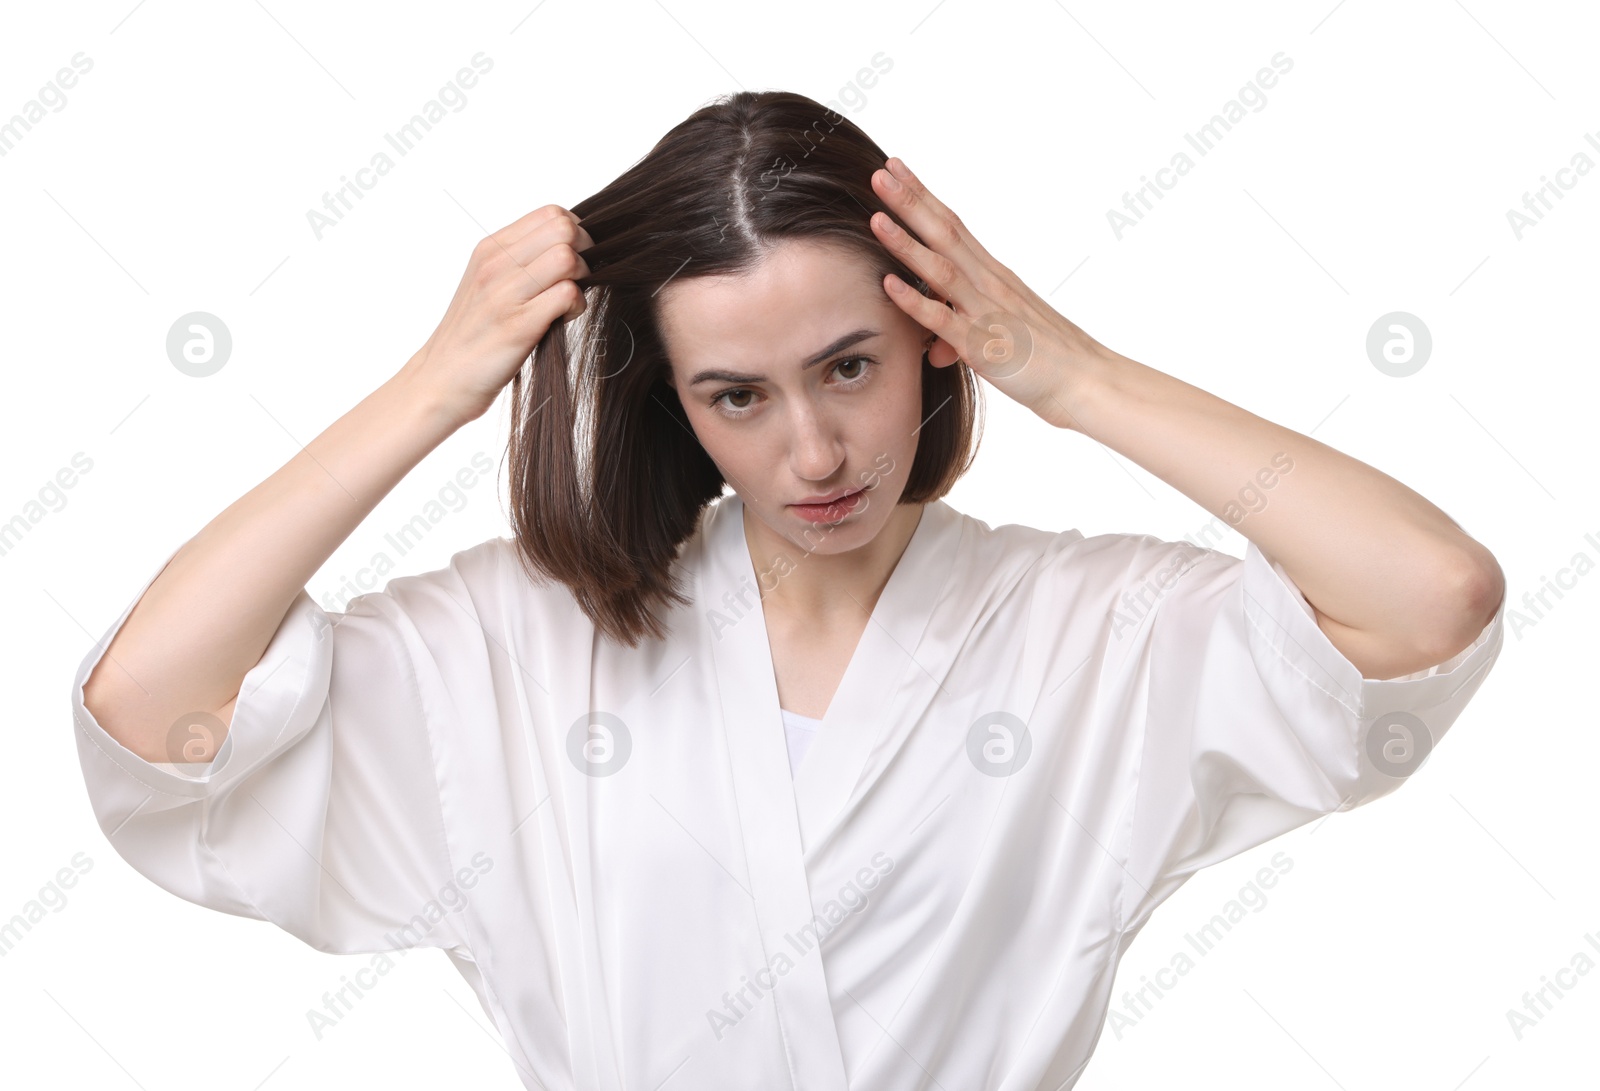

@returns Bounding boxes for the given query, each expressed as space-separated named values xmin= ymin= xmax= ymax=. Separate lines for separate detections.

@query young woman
xmin=72 ymin=91 xmax=1506 ymax=1090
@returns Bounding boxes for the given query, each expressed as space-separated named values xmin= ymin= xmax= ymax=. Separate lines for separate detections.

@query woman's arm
xmin=864 ymin=156 xmax=1503 ymax=681
xmin=1058 ymin=351 xmax=1504 ymax=680
xmin=83 ymin=204 xmax=594 ymax=763
xmin=82 ymin=367 xmax=461 ymax=764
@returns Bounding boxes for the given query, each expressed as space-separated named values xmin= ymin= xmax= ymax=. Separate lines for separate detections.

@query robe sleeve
xmin=69 ymin=542 xmax=488 ymax=957
xmin=1111 ymin=536 xmax=1506 ymax=932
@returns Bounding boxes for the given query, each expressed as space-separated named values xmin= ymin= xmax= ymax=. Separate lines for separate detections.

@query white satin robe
xmin=69 ymin=493 xmax=1505 ymax=1090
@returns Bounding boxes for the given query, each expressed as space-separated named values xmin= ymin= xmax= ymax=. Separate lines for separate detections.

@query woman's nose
xmin=788 ymin=406 xmax=845 ymax=479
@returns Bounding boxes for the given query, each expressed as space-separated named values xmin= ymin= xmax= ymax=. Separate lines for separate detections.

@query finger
xmin=871 ymin=163 xmax=981 ymax=274
xmin=884 ymin=272 xmax=966 ymax=357
xmin=503 ymin=216 xmax=591 ymax=280
xmin=871 ymin=208 xmax=974 ymax=309
xmin=493 ymin=223 xmax=591 ymax=306
xmin=526 ymin=278 xmax=584 ymax=329
xmin=562 ymin=281 xmax=588 ymax=320
xmin=505 ymin=207 xmax=586 ymax=257
xmin=490 ymin=204 xmax=577 ymax=250
xmin=880 ymin=157 xmax=1001 ymax=265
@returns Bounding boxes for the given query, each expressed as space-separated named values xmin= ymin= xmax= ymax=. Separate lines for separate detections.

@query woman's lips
xmin=792 ymin=487 xmax=861 ymax=506
xmin=790 ymin=488 xmax=866 ymax=522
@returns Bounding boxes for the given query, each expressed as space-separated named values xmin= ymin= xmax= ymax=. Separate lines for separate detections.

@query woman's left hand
xmin=870 ymin=156 xmax=1117 ymax=432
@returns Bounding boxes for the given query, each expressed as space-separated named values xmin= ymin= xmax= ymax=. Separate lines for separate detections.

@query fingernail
xmin=880 ymin=169 xmax=902 ymax=192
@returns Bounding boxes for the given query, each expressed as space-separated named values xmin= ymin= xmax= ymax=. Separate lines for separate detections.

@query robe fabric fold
xmin=70 ymin=493 xmax=1505 ymax=1090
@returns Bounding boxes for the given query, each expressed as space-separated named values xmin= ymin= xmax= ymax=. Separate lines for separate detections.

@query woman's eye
xmin=709 ymin=388 xmax=756 ymax=416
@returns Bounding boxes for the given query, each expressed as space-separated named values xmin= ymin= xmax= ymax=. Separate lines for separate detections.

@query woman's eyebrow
xmin=687 ymin=328 xmax=879 ymax=386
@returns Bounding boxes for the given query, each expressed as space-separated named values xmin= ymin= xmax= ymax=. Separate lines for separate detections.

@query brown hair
xmin=506 ymin=90 xmax=984 ymax=648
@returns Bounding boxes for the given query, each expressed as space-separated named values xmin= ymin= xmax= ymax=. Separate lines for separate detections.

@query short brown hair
xmin=506 ymin=90 xmax=983 ymax=648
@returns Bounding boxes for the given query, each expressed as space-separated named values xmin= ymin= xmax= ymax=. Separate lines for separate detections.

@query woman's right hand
xmin=405 ymin=204 xmax=595 ymax=427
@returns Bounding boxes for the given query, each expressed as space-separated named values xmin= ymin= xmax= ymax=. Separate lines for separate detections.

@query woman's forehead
xmin=657 ymin=241 xmax=894 ymax=374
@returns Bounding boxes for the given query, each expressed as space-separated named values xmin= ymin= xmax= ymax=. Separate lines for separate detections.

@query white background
xmin=3 ymin=0 xmax=1594 ymax=1087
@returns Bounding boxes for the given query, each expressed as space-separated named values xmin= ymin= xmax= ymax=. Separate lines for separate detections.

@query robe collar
xmin=694 ymin=490 xmax=964 ymax=1087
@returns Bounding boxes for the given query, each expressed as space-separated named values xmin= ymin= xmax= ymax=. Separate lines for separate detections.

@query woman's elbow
xmin=1426 ymin=551 xmax=1505 ymax=664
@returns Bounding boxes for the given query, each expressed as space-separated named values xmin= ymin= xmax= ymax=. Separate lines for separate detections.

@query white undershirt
xmin=780 ymin=707 xmax=823 ymax=777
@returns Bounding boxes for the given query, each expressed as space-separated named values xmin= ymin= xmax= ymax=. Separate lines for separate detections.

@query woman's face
xmin=657 ymin=238 xmax=931 ymax=555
